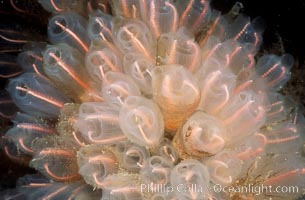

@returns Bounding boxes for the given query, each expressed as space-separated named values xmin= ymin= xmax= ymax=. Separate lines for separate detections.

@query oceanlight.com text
xmin=140 ymin=183 xmax=300 ymax=196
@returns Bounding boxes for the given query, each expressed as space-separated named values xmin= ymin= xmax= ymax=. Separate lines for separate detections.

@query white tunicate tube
xmin=6 ymin=73 xmax=70 ymax=118
xmin=101 ymin=72 xmax=141 ymax=106
xmin=123 ymin=52 xmax=154 ymax=96
xmin=204 ymin=150 xmax=242 ymax=186
xmin=74 ymin=102 xmax=126 ymax=145
xmin=170 ymin=159 xmax=210 ymax=200
xmin=174 ymin=111 xmax=227 ymax=159
xmin=119 ymin=96 xmax=164 ymax=148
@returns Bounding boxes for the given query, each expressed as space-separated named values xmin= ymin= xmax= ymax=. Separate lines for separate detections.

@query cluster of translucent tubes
xmin=2 ymin=0 xmax=305 ymax=199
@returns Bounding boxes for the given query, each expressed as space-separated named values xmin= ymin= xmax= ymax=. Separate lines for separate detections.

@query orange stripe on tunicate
xmin=186 ymin=40 xmax=199 ymax=72
xmin=0 ymin=71 xmax=22 ymax=78
xmin=264 ymin=169 xmax=299 ymax=185
xmin=267 ymin=135 xmax=299 ymax=144
xmin=88 ymin=155 xmax=116 ymax=164
xmin=93 ymin=173 xmax=113 ymax=187
xmin=211 ymin=84 xmax=230 ymax=114
xmin=165 ymin=1 xmax=178 ymax=32
xmin=18 ymin=138 xmax=34 ymax=154
xmin=88 ymin=132 xmax=126 ymax=144
xmin=32 ymin=63 xmax=47 ymax=78
xmin=4 ymin=146 xmax=20 ymax=162
xmin=67 ymin=185 xmax=87 ymax=200
xmin=44 ymin=164 xmax=78 ymax=181
xmin=0 ymin=100 xmax=13 ymax=104
xmin=234 ymin=22 xmax=250 ymax=41
xmin=204 ymin=43 xmax=221 ymax=60
xmin=179 ymin=0 xmax=194 ymax=27
xmin=140 ymin=0 xmax=147 ymax=20
xmin=0 ymin=34 xmax=29 ymax=43
xmin=268 ymin=66 xmax=286 ymax=86
xmin=95 ymin=18 xmax=113 ymax=40
xmin=85 ymin=113 xmax=119 ymax=121
xmin=167 ymin=40 xmax=177 ymax=64
xmin=254 ymin=32 xmax=259 ymax=47
xmin=247 ymin=54 xmax=255 ymax=68
xmin=192 ymin=0 xmax=208 ymax=30
xmin=234 ymin=80 xmax=253 ymax=94
xmin=17 ymin=123 xmax=55 ymax=134
xmin=238 ymin=133 xmax=267 ymax=160
xmin=54 ymin=21 xmax=89 ymax=52
xmin=48 ymin=52 xmax=92 ymax=92
xmin=223 ymin=101 xmax=252 ymax=124
xmin=0 ymin=61 xmax=18 ymax=66
xmin=29 ymin=52 xmax=43 ymax=61
xmin=42 ymin=185 xmax=69 ymax=200
xmin=25 ymin=183 xmax=51 ymax=188
xmin=150 ymin=0 xmax=160 ymax=37
xmin=200 ymin=71 xmax=221 ymax=108
xmin=199 ymin=16 xmax=220 ymax=47
xmin=10 ymin=0 xmax=27 ymax=13
xmin=123 ymin=27 xmax=154 ymax=61
xmin=72 ymin=131 xmax=86 ymax=147
xmin=132 ymin=5 xmax=137 ymax=18
xmin=15 ymin=86 xmax=64 ymax=108
xmin=50 ymin=0 xmax=64 ymax=12
xmin=98 ymin=3 xmax=107 ymax=12
xmin=39 ymin=149 xmax=74 ymax=157
xmin=229 ymin=46 xmax=242 ymax=62
xmin=267 ymin=106 xmax=284 ymax=117
xmin=121 ymin=0 xmax=130 ymax=17
xmin=261 ymin=63 xmax=279 ymax=78
xmin=97 ymin=51 xmax=120 ymax=72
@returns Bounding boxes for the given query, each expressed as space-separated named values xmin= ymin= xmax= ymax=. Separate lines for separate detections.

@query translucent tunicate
xmin=255 ymin=54 xmax=294 ymax=91
xmin=265 ymin=92 xmax=293 ymax=124
xmin=174 ymin=111 xmax=227 ymax=159
xmin=110 ymin=0 xmax=147 ymax=20
xmin=74 ymin=102 xmax=126 ymax=145
xmin=204 ymin=150 xmax=242 ymax=186
xmin=102 ymin=72 xmax=141 ymax=106
xmin=197 ymin=69 xmax=236 ymax=115
xmin=43 ymin=43 xmax=98 ymax=101
xmin=87 ymin=10 xmax=113 ymax=42
xmin=170 ymin=159 xmax=209 ymax=200
xmin=6 ymin=123 xmax=55 ymax=155
xmin=158 ymin=28 xmax=201 ymax=72
xmin=2 ymin=175 xmax=102 ymax=200
xmin=48 ymin=12 xmax=90 ymax=53
xmin=123 ymin=52 xmax=154 ymax=95
xmin=156 ymin=138 xmax=179 ymax=164
xmin=119 ymin=96 xmax=164 ymax=147
xmin=219 ymin=90 xmax=266 ymax=144
xmin=77 ymin=145 xmax=118 ymax=188
xmin=146 ymin=0 xmax=178 ymax=38
xmin=85 ymin=47 xmax=122 ymax=84
xmin=175 ymin=0 xmax=211 ymax=34
xmin=30 ymin=148 xmax=80 ymax=182
xmin=17 ymin=43 xmax=46 ymax=76
xmin=6 ymin=73 xmax=70 ymax=118
xmin=225 ymin=15 xmax=265 ymax=51
xmin=152 ymin=65 xmax=200 ymax=133
xmin=113 ymin=141 xmax=149 ymax=172
xmin=141 ymin=156 xmax=173 ymax=185
xmin=112 ymin=18 xmax=155 ymax=60
xmin=264 ymin=110 xmax=305 ymax=154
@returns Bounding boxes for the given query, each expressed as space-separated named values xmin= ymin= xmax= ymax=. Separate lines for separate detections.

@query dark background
xmin=212 ymin=0 xmax=305 ymax=63
xmin=0 ymin=0 xmax=305 ymax=197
